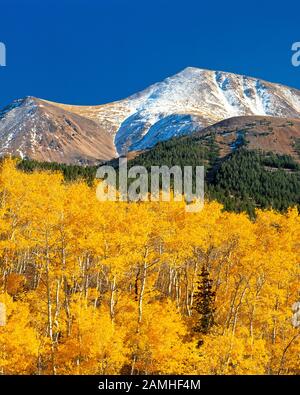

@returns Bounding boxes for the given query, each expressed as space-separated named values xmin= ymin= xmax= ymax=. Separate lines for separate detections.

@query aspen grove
xmin=0 ymin=159 xmax=299 ymax=375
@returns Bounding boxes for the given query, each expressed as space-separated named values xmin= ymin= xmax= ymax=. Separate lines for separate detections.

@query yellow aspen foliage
xmin=194 ymin=329 xmax=269 ymax=374
xmin=0 ymin=294 xmax=39 ymax=374
xmin=0 ymin=159 xmax=299 ymax=375
xmin=55 ymin=299 xmax=127 ymax=374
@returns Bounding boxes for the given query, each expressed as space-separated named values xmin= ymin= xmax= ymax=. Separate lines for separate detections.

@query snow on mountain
xmin=1 ymin=67 xmax=300 ymax=163
xmin=57 ymin=67 xmax=300 ymax=154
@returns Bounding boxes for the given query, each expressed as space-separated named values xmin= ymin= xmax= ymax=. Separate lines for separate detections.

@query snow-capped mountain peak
xmin=1 ymin=67 xmax=300 ymax=163
xmin=108 ymin=68 xmax=299 ymax=153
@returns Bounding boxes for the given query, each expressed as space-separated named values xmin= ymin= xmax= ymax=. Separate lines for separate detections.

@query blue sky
xmin=0 ymin=0 xmax=299 ymax=107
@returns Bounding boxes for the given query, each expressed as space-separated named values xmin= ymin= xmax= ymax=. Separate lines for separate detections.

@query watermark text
xmin=291 ymin=42 xmax=300 ymax=67
xmin=0 ymin=42 xmax=6 ymax=67
xmin=96 ymin=158 xmax=204 ymax=213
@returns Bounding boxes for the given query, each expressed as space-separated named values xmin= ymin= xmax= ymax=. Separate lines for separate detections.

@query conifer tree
xmin=193 ymin=264 xmax=216 ymax=337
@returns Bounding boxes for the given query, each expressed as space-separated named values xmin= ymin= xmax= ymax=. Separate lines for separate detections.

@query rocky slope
xmin=0 ymin=97 xmax=115 ymax=164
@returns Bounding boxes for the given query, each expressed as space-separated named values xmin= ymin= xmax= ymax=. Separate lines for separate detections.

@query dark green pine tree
xmin=193 ymin=264 xmax=216 ymax=342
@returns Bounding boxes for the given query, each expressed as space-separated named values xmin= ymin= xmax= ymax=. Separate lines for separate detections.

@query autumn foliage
xmin=0 ymin=159 xmax=299 ymax=375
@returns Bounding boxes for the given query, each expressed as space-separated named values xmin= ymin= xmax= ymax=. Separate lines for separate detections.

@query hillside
xmin=0 ymin=97 xmax=115 ymax=164
xmin=195 ymin=115 xmax=300 ymax=162
xmin=126 ymin=135 xmax=300 ymax=215
xmin=17 ymin=140 xmax=300 ymax=216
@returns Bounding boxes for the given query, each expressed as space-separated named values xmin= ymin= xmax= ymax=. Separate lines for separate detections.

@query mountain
xmin=0 ymin=97 xmax=115 ymax=164
xmin=1 ymin=67 xmax=300 ymax=163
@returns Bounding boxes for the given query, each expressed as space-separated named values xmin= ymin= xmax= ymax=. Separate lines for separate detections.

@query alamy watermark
xmin=96 ymin=157 xmax=204 ymax=213
xmin=0 ymin=42 xmax=6 ymax=67
xmin=291 ymin=42 xmax=300 ymax=67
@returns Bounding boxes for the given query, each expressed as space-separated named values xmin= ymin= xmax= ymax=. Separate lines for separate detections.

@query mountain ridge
xmin=1 ymin=67 xmax=300 ymax=164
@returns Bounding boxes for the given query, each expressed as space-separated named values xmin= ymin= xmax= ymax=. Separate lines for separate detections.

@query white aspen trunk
xmin=0 ymin=303 xmax=6 ymax=326
xmin=45 ymin=233 xmax=56 ymax=375
xmin=110 ymin=275 xmax=116 ymax=322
